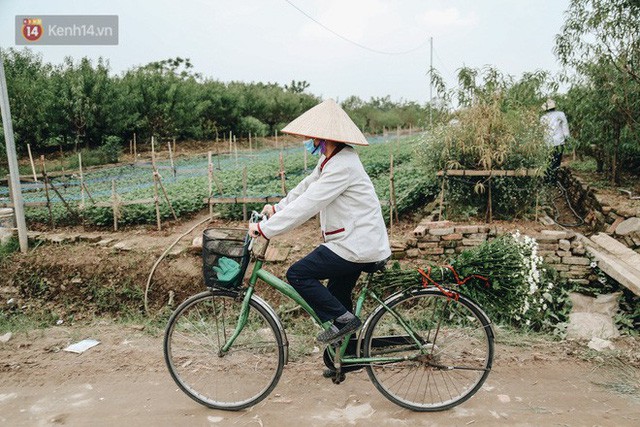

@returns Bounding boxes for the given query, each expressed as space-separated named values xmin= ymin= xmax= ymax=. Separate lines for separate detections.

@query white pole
xmin=429 ymin=36 xmax=433 ymax=129
xmin=0 ymin=52 xmax=28 ymax=252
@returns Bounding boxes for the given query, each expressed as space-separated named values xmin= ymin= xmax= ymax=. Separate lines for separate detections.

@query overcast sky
xmin=1 ymin=0 xmax=570 ymax=104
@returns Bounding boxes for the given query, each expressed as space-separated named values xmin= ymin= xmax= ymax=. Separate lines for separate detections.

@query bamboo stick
xmin=389 ymin=152 xmax=394 ymax=235
xmin=39 ymin=155 xmax=53 ymax=227
xmin=234 ymin=135 xmax=238 ymax=166
xmin=153 ymin=172 xmax=161 ymax=231
xmin=157 ymin=177 xmax=178 ymax=221
xmin=133 ymin=132 xmax=137 ymax=160
xmin=112 ymin=179 xmax=118 ymax=231
xmin=83 ymin=182 xmax=95 ymax=204
xmin=208 ymin=151 xmax=213 ymax=218
xmin=486 ymin=177 xmax=493 ymax=223
xmin=204 ymin=196 xmax=284 ymax=204
xmin=59 ymin=145 xmax=65 ymax=175
xmin=151 ymin=137 xmax=161 ymax=230
xmin=47 ymin=179 xmax=74 ymax=217
xmin=438 ymin=174 xmax=446 ymax=221
xmin=172 ymin=137 xmax=176 ymax=155
xmin=27 ymin=143 xmax=37 ymax=182
xmin=151 ymin=136 xmax=156 ymax=165
xmin=167 ymin=141 xmax=176 ymax=179
xmin=242 ymin=166 xmax=248 ymax=221
xmin=279 ymin=152 xmax=287 ymax=195
xmin=78 ymin=152 xmax=85 ymax=208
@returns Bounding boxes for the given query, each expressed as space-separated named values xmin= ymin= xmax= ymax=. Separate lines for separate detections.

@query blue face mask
xmin=304 ymin=139 xmax=324 ymax=156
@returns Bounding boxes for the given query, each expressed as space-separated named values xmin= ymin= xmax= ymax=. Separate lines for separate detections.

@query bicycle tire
xmin=164 ymin=289 xmax=285 ymax=410
xmin=362 ymin=287 xmax=494 ymax=411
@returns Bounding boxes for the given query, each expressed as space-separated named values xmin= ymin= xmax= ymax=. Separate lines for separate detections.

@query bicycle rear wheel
xmin=363 ymin=288 xmax=494 ymax=411
xmin=164 ymin=290 xmax=284 ymax=410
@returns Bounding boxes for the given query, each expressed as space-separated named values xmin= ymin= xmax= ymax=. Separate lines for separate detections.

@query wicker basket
xmin=202 ymin=228 xmax=250 ymax=289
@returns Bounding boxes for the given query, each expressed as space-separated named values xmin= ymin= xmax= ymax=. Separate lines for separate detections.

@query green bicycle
xmin=163 ymin=212 xmax=494 ymax=412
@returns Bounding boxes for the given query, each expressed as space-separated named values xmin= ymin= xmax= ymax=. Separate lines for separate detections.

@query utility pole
xmin=429 ymin=36 xmax=433 ymax=129
xmin=0 ymin=51 xmax=28 ymax=252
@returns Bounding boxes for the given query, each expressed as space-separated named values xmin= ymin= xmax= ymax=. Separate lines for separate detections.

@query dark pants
xmin=546 ymin=145 xmax=564 ymax=183
xmin=286 ymin=245 xmax=375 ymax=322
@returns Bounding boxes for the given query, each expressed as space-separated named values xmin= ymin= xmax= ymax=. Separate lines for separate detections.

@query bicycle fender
xmin=250 ymin=294 xmax=290 ymax=365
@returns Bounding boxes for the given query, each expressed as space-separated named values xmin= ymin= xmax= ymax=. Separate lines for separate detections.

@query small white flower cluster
xmin=511 ymin=231 xmax=555 ymax=327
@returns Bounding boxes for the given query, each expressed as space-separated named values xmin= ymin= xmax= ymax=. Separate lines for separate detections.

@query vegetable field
xmin=1 ymin=135 xmax=438 ymax=227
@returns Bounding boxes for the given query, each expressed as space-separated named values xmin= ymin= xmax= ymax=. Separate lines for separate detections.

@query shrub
xmin=101 ymin=135 xmax=122 ymax=164
xmin=239 ymin=116 xmax=269 ymax=137
xmin=415 ymin=95 xmax=550 ymax=219
xmin=376 ymin=232 xmax=568 ymax=332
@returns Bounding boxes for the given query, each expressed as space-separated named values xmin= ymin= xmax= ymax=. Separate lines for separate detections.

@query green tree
xmin=0 ymin=48 xmax=55 ymax=152
xmin=556 ymin=0 xmax=640 ymax=181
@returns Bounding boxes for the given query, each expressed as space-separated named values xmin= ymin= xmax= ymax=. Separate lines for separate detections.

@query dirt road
xmin=1 ymin=323 xmax=638 ymax=426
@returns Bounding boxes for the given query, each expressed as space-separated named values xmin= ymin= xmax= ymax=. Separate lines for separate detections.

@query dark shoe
xmin=317 ymin=317 xmax=362 ymax=344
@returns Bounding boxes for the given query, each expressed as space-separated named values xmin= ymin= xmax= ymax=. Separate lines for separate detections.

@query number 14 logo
xmin=22 ymin=18 xmax=43 ymax=42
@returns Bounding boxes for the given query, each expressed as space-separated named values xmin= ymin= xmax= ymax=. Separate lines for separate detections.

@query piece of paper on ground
xmin=63 ymin=339 xmax=100 ymax=354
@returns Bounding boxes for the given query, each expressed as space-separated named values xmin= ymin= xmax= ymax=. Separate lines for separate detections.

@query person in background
xmin=248 ymin=99 xmax=391 ymax=345
xmin=540 ymin=98 xmax=570 ymax=183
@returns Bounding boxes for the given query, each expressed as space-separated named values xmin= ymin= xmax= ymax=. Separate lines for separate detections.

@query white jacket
xmin=258 ymin=145 xmax=391 ymax=263
xmin=541 ymin=110 xmax=570 ymax=147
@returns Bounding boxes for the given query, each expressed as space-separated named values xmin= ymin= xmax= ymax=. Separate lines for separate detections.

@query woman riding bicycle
xmin=249 ymin=98 xmax=391 ymax=344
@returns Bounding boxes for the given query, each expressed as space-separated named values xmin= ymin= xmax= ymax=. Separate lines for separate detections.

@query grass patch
xmin=0 ymin=310 xmax=62 ymax=334
xmin=569 ymin=158 xmax=598 ymax=173
xmin=586 ymin=356 xmax=640 ymax=398
xmin=0 ymin=236 xmax=19 ymax=263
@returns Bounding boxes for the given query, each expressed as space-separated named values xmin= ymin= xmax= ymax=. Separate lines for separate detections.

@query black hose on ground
xmin=551 ymin=180 xmax=585 ymax=228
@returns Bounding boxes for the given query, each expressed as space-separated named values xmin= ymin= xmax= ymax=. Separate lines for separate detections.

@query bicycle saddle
xmin=363 ymin=258 xmax=388 ymax=273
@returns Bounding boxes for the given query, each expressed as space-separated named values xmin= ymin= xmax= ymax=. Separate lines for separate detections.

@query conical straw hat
xmin=281 ymin=99 xmax=369 ymax=146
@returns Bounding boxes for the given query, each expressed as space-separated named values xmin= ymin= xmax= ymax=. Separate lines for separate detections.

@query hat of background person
xmin=281 ymin=98 xmax=369 ymax=146
xmin=541 ymin=98 xmax=556 ymax=112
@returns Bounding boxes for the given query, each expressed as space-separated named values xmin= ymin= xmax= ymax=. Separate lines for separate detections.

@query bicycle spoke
xmin=364 ymin=289 xmax=493 ymax=411
xmin=164 ymin=291 xmax=284 ymax=410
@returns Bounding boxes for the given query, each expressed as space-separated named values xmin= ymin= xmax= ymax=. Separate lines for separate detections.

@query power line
xmin=433 ymin=48 xmax=458 ymax=81
xmin=284 ymin=0 xmax=429 ymax=56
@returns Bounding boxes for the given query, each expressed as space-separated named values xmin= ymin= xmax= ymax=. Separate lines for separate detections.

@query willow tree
xmin=555 ymin=0 xmax=640 ymax=182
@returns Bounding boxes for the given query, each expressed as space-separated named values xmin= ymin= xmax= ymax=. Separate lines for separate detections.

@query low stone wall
xmin=396 ymin=220 xmax=592 ymax=285
xmin=558 ymin=167 xmax=640 ymax=254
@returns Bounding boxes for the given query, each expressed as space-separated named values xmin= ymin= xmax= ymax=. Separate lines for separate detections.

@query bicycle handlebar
xmin=249 ymin=211 xmax=265 ymax=224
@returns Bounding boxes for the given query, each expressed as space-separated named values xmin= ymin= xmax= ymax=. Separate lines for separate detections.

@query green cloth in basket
xmin=212 ymin=257 xmax=241 ymax=284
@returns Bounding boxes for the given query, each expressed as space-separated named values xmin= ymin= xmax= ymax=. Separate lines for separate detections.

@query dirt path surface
xmin=1 ymin=324 xmax=638 ymax=427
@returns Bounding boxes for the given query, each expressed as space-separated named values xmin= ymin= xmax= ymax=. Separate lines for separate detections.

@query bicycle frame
xmin=221 ymin=251 xmax=428 ymax=367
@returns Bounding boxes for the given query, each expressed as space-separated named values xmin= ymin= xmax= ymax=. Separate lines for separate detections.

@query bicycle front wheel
xmin=164 ymin=290 xmax=284 ymax=410
xmin=363 ymin=288 xmax=494 ymax=411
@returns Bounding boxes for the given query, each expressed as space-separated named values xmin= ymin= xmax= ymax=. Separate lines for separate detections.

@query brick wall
xmin=394 ymin=220 xmax=592 ymax=285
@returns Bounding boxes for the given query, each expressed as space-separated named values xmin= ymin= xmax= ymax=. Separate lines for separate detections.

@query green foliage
xmin=341 ymin=95 xmax=443 ymax=134
xmin=0 ymin=236 xmax=20 ymax=264
xmin=238 ymin=116 xmax=269 ymax=137
xmin=415 ymin=71 xmax=550 ymax=219
xmin=376 ymin=233 xmax=569 ymax=332
xmin=100 ymin=135 xmax=122 ymax=163
xmin=556 ymin=0 xmax=640 ymax=181
xmin=22 ymin=138 xmax=436 ymax=227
